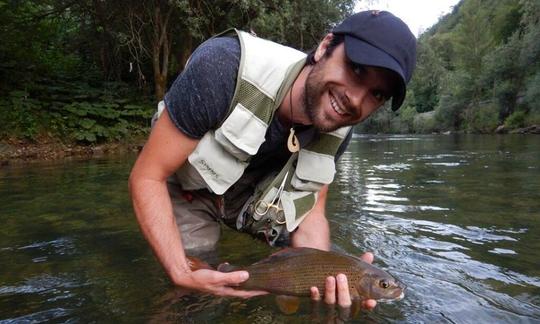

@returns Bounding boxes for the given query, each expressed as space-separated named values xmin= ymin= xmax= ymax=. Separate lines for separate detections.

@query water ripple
xmin=0 ymin=274 xmax=81 ymax=296
xmin=0 ymin=307 xmax=72 ymax=323
xmin=17 ymin=237 xmax=77 ymax=256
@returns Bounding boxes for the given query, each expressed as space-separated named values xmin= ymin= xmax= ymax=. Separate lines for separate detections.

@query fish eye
xmin=379 ymin=279 xmax=390 ymax=289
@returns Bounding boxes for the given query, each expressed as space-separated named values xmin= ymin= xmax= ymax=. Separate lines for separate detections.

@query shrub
xmin=467 ymin=104 xmax=499 ymax=133
xmin=413 ymin=111 xmax=438 ymax=133
xmin=524 ymin=111 xmax=540 ymax=126
xmin=398 ymin=105 xmax=417 ymax=133
xmin=504 ymin=110 xmax=527 ymax=129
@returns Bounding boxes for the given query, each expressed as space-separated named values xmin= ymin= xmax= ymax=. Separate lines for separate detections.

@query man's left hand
xmin=309 ymin=252 xmax=377 ymax=310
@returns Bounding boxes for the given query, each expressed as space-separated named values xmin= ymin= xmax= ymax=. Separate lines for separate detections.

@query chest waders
xmin=158 ymin=30 xmax=351 ymax=245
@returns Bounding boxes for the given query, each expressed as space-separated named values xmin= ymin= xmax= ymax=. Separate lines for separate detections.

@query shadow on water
xmin=0 ymin=135 xmax=539 ymax=323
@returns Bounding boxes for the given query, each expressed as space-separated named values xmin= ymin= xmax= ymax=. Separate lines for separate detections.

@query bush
xmin=524 ymin=111 xmax=540 ymax=126
xmin=504 ymin=110 xmax=527 ymax=129
xmin=413 ymin=111 xmax=438 ymax=133
xmin=524 ymin=72 xmax=540 ymax=113
xmin=0 ymin=91 xmax=42 ymax=139
xmin=0 ymin=81 xmax=154 ymax=143
xmin=467 ymin=104 xmax=499 ymax=133
xmin=397 ymin=105 xmax=417 ymax=133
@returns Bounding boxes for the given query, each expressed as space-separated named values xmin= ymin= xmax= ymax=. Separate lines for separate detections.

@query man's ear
xmin=313 ymin=33 xmax=334 ymax=62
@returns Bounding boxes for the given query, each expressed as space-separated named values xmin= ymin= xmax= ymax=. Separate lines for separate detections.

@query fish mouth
xmin=376 ymin=293 xmax=404 ymax=303
xmin=376 ymin=291 xmax=405 ymax=303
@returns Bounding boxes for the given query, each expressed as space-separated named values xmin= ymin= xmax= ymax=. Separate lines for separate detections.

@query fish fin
xmin=350 ymin=298 xmax=363 ymax=318
xmin=350 ymin=288 xmax=360 ymax=300
xmin=217 ymin=262 xmax=238 ymax=273
xmin=186 ymin=256 xmax=213 ymax=271
xmin=275 ymin=295 xmax=300 ymax=315
xmin=253 ymin=247 xmax=322 ymax=265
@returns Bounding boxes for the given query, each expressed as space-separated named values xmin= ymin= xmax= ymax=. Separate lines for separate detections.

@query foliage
xmin=3 ymin=0 xmax=539 ymax=138
xmin=0 ymin=81 xmax=153 ymax=143
xmin=249 ymin=0 xmax=355 ymax=50
xmin=365 ymin=0 xmax=540 ymax=134
xmin=504 ymin=110 xmax=527 ymax=129
xmin=524 ymin=72 xmax=540 ymax=113
xmin=465 ymin=104 xmax=500 ymax=133
xmin=413 ymin=111 xmax=437 ymax=134
xmin=355 ymin=105 xmax=396 ymax=134
xmin=398 ymin=105 xmax=417 ymax=133
xmin=408 ymin=41 xmax=446 ymax=113
xmin=1 ymin=0 xmax=357 ymax=143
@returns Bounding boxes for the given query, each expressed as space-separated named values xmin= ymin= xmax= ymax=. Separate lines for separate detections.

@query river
xmin=0 ymin=134 xmax=539 ymax=323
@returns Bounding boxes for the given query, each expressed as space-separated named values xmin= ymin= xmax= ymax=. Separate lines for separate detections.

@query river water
xmin=0 ymin=134 xmax=539 ymax=323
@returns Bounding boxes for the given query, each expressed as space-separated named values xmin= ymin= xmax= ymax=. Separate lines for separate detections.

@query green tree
xmin=408 ymin=40 xmax=447 ymax=113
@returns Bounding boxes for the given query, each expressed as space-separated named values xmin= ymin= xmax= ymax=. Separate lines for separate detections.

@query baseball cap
xmin=332 ymin=10 xmax=417 ymax=110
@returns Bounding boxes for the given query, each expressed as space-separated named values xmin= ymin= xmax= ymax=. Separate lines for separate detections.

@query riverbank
xmin=0 ymin=139 xmax=144 ymax=165
xmin=1 ymin=126 xmax=537 ymax=164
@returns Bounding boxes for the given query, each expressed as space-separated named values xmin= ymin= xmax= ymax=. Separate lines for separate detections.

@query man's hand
xmin=175 ymin=269 xmax=268 ymax=299
xmin=309 ymin=252 xmax=377 ymax=310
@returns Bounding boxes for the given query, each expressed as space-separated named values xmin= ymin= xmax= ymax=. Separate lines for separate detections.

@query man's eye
xmin=373 ymin=91 xmax=386 ymax=102
xmin=351 ymin=64 xmax=365 ymax=76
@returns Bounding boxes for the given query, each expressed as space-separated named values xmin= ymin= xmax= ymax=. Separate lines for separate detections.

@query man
xmin=129 ymin=10 xmax=416 ymax=309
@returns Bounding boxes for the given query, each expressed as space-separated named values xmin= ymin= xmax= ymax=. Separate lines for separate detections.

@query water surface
xmin=1 ymin=134 xmax=539 ymax=323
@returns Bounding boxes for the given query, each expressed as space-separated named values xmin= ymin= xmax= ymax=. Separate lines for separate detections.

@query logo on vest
xmin=197 ymin=159 xmax=219 ymax=179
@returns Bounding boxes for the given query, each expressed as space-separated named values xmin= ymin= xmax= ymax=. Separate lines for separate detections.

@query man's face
xmin=303 ymin=42 xmax=399 ymax=132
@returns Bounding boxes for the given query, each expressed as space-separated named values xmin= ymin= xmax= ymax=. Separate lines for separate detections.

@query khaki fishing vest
xmin=157 ymin=30 xmax=351 ymax=233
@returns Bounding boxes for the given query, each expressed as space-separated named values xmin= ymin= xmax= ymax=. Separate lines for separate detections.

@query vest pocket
xmin=180 ymin=132 xmax=247 ymax=194
xmin=216 ymin=103 xmax=267 ymax=159
xmin=291 ymin=149 xmax=336 ymax=191
xmin=281 ymin=190 xmax=317 ymax=232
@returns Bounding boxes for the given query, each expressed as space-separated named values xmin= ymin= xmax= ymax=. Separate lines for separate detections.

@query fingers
xmin=362 ymin=299 xmax=377 ymax=310
xmin=324 ymin=276 xmax=336 ymax=304
xmin=321 ymin=274 xmax=352 ymax=307
xmin=336 ymin=274 xmax=352 ymax=307
xmin=187 ymin=269 xmax=269 ymax=298
xmin=310 ymin=286 xmax=321 ymax=301
xmin=360 ymin=252 xmax=374 ymax=264
xmin=213 ymin=270 xmax=250 ymax=286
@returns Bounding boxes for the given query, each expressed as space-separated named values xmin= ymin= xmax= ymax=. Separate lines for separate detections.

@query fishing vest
xmin=157 ymin=29 xmax=351 ymax=236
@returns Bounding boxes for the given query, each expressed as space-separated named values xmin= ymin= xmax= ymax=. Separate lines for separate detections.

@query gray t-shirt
xmin=164 ymin=36 xmax=350 ymax=182
xmin=165 ymin=36 xmax=292 ymax=172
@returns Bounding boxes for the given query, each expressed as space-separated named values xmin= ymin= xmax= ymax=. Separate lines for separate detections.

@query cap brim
xmin=342 ymin=35 xmax=407 ymax=110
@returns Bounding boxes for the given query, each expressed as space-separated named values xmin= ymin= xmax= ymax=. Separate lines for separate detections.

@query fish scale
xmin=245 ymin=258 xmax=362 ymax=295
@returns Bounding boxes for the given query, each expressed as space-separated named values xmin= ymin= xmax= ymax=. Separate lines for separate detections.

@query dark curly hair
xmin=305 ymin=34 xmax=345 ymax=65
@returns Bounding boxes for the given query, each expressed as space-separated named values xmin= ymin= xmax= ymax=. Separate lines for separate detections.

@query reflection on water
xmin=331 ymin=134 xmax=540 ymax=323
xmin=0 ymin=135 xmax=539 ymax=323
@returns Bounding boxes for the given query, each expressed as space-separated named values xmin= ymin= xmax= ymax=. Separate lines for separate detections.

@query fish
xmin=215 ymin=247 xmax=405 ymax=302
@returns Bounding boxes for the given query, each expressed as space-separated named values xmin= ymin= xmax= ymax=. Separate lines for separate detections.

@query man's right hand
xmin=130 ymin=109 xmax=266 ymax=300
xmin=176 ymin=269 xmax=268 ymax=298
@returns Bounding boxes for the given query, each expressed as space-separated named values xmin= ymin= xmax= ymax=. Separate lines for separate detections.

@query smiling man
xmin=129 ymin=11 xmax=416 ymax=308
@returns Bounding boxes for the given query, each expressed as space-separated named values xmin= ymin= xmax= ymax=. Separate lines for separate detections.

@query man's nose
xmin=346 ymin=86 xmax=368 ymax=112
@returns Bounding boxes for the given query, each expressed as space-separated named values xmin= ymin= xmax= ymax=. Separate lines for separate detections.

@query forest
xmin=1 ymin=0 xmax=539 ymax=147
xmin=359 ymin=0 xmax=540 ymax=134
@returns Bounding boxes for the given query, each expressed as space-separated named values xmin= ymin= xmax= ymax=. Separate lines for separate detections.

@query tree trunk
xmin=151 ymin=2 xmax=172 ymax=101
xmin=179 ymin=34 xmax=193 ymax=71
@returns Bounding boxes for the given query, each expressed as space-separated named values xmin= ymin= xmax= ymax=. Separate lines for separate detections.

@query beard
xmin=303 ymin=61 xmax=343 ymax=133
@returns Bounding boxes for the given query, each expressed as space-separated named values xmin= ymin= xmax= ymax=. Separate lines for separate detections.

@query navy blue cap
xmin=332 ymin=10 xmax=417 ymax=110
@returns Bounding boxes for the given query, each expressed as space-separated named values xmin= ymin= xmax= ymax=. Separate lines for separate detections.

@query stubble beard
xmin=304 ymin=62 xmax=342 ymax=133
